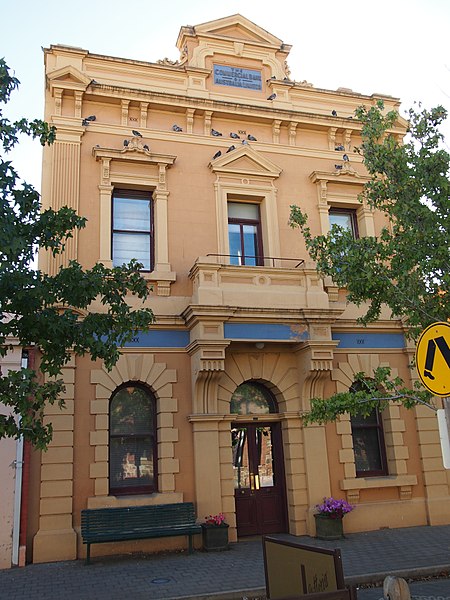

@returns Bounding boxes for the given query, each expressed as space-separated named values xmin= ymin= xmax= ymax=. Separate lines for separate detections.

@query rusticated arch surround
xmin=217 ymin=350 xmax=309 ymax=535
xmin=332 ymin=353 xmax=417 ymax=503
xmin=89 ymin=352 xmax=181 ymax=508
xmin=218 ymin=351 xmax=301 ymax=414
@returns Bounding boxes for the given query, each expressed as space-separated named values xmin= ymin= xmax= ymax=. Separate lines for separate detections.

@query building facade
xmin=0 ymin=331 xmax=28 ymax=569
xmin=30 ymin=14 xmax=450 ymax=564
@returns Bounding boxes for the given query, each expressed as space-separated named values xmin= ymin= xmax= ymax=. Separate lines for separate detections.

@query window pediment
xmin=47 ymin=65 xmax=91 ymax=94
xmin=310 ymin=166 xmax=369 ymax=186
xmin=209 ymin=145 xmax=282 ymax=179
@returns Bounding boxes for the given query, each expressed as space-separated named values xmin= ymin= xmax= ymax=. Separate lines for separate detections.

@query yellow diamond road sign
xmin=416 ymin=322 xmax=450 ymax=396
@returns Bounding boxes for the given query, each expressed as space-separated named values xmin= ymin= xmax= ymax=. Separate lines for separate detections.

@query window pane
xmin=110 ymin=435 xmax=154 ymax=490
xmin=111 ymin=387 xmax=153 ymax=435
xmin=228 ymin=202 xmax=259 ymax=220
xmin=351 ymin=411 xmax=379 ymax=426
xmin=243 ymin=224 xmax=258 ymax=265
xmin=113 ymin=197 xmax=151 ymax=232
xmin=109 ymin=385 xmax=156 ymax=495
xmin=112 ymin=232 xmax=150 ymax=269
xmin=232 ymin=428 xmax=250 ymax=489
xmin=230 ymin=383 xmax=276 ymax=414
xmin=257 ymin=427 xmax=274 ymax=487
xmin=353 ymin=428 xmax=384 ymax=472
xmin=229 ymin=223 xmax=243 ymax=264
xmin=329 ymin=212 xmax=353 ymax=231
xmin=329 ymin=210 xmax=357 ymax=239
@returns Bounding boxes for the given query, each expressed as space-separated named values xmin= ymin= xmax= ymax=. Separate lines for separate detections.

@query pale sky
xmin=3 ymin=0 xmax=450 ymax=191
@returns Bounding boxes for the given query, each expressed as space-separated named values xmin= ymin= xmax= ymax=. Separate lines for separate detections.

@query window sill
xmin=341 ymin=474 xmax=417 ymax=490
xmin=340 ymin=475 xmax=418 ymax=503
xmin=142 ymin=270 xmax=177 ymax=296
xmin=87 ymin=491 xmax=183 ymax=509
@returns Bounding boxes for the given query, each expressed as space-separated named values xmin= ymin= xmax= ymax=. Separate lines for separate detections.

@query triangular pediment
xmin=47 ymin=65 xmax=91 ymax=86
xmin=195 ymin=15 xmax=282 ymax=46
xmin=178 ymin=14 xmax=285 ymax=50
xmin=209 ymin=144 xmax=282 ymax=178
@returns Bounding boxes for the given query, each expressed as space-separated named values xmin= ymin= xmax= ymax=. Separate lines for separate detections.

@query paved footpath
xmin=0 ymin=525 xmax=449 ymax=599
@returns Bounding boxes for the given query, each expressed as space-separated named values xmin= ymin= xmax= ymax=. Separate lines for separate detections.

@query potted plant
xmin=201 ymin=513 xmax=229 ymax=551
xmin=314 ymin=497 xmax=354 ymax=540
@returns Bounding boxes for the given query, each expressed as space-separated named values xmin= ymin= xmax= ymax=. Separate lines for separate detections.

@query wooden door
xmin=232 ymin=422 xmax=287 ymax=536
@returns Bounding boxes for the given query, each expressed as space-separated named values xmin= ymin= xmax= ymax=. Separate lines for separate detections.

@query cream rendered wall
xmin=0 ymin=342 xmax=22 ymax=569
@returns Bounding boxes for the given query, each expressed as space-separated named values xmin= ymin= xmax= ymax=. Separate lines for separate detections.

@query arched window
xmin=350 ymin=381 xmax=388 ymax=477
xmin=230 ymin=381 xmax=278 ymax=415
xmin=109 ymin=383 xmax=157 ymax=495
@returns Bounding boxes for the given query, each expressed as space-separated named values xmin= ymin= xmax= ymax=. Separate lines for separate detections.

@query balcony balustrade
xmin=188 ymin=254 xmax=333 ymax=310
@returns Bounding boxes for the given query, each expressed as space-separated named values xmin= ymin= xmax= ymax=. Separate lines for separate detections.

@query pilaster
xmin=47 ymin=127 xmax=83 ymax=275
xmin=33 ymin=355 xmax=77 ymax=563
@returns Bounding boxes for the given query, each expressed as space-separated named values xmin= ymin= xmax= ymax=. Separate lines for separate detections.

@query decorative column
xmin=140 ymin=102 xmax=148 ymax=129
xmin=98 ymin=157 xmax=113 ymax=268
xmin=204 ymin=111 xmax=213 ymax=136
xmin=272 ymin=120 xmax=281 ymax=144
xmin=289 ymin=122 xmax=298 ymax=146
xmin=154 ymin=162 xmax=171 ymax=274
xmin=33 ymin=354 xmax=77 ymax=562
xmin=186 ymin=108 xmax=195 ymax=134
xmin=188 ymin=340 xmax=231 ymax=534
xmin=121 ymin=100 xmax=129 ymax=126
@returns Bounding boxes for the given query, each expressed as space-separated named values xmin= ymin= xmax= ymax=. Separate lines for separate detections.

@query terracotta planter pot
xmin=201 ymin=523 xmax=229 ymax=551
xmin=314 ymin=514 xmax=344 ymax=540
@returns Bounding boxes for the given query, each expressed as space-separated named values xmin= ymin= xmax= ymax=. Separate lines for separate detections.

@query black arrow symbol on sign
xmin=423 ymin=335 xmax=450 ymax=380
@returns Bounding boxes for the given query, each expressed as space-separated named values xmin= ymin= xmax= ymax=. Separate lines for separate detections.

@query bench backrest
xmin=81 ymin=502 xmax=197 ymax=537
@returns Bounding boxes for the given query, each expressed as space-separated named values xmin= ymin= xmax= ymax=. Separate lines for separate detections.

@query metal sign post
xmin=416 ymin=322 xmax=450 ymax=469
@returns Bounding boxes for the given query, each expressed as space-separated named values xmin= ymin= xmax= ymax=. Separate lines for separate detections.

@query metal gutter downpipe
xmin=11 ymin=349 xmax=30 ymax=567
xmin=11 ymin=433 xmax=24 ymax=566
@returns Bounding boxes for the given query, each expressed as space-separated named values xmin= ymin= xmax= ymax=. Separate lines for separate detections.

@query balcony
xmin=188 ymin=255 xmax=333 ymax=310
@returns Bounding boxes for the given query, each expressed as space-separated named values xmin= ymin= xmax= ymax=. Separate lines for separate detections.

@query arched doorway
xmin=231 ymin=381 xmax=288 ymax=536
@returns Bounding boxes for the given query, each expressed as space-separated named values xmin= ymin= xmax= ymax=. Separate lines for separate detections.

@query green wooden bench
xmin=80 ymin=502 xmax=201 ymax=564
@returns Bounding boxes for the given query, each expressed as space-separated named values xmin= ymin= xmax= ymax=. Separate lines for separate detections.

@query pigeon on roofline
xmin=212 ymin=150 xmax=222 ymax=160
xmin=335 ymin=144 xmax=345 ymax=151
xmin=211 ymin=129 xmax=222 ymax=136
xmin=226 ymin=145 xmax=236 ymax=153
xmin=230 ymin=132 xmax=240 ymax=139
xmin=172 ymin=124 xmax=183 ymax=132
xmin=143 ymin=144 xmax=149 ymax=151
xmin=132 ymin=129 xmax=143 ymax=137
xmin=247 ymin=134 xmax=257 ymax=141
xmin=123 ymin=140 xmax=129 ymax=147
xmin=267 ymin=93 xmax=277 ymax=101
xmin=82 ymin=115 xmax=96 ymax=126
xmin=331 ymin=110 xmax=338 ymax=117
xmin=335 ymin=164 xmax=343 ymax=170
xmin=343 ymin=154 xmax=349 ymax=162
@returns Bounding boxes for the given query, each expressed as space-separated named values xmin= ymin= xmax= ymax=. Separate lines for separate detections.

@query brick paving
xmin=0 ymin=525 xmax=449 ymax=599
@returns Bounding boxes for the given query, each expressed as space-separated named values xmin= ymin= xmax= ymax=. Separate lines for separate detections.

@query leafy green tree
xmin=290 ymin=101 xmax=449 ymax=422
xmin=0 ymin=60 xmax=154 ymax=448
